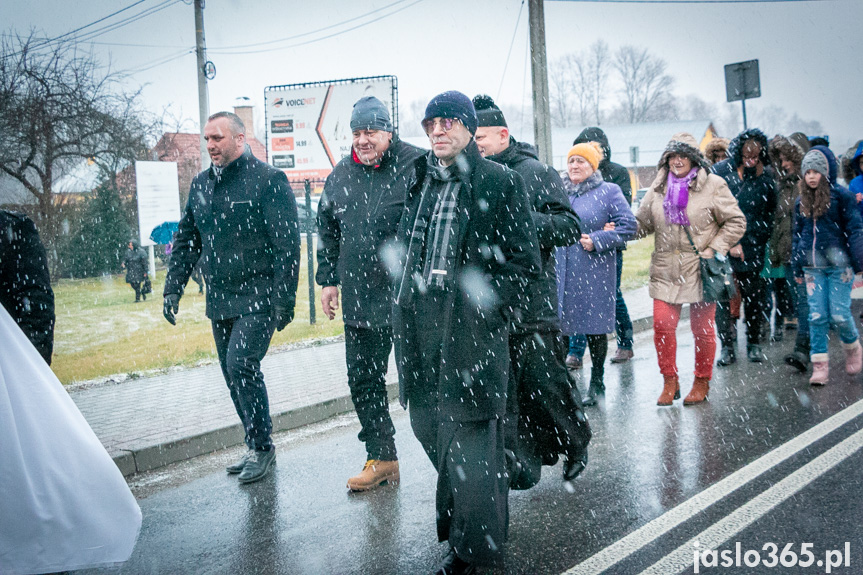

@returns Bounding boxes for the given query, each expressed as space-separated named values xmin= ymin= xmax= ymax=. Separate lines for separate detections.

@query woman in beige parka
xmin=635 ymin=133 xmax=746 ymax=406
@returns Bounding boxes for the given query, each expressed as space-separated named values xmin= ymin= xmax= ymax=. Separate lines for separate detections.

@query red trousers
xmin=653 ymin=299 xmax=717 ymax=380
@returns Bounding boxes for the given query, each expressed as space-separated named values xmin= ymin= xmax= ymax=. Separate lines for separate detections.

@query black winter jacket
xmin=393 ymin=141 xmax=541 ymax=421
xmin=711 ymin=159 xmax=777 ymax=273
xmin=123 ymin=242 xmax=148 ymax=284
xmin=487 ymin=138 xmax=581 ymax=333
xmin=574 ymin=127 xmax=633 ymax=204
xmin=0 ymin=210 xmax=55 ymax=363
xmin=315 ymin=138 xmax=424 ymax=328
xmin=164 ymin=149 xmax=301 ymax=320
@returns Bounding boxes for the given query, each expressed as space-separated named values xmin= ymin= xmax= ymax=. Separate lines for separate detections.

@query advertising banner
xmin=134 ymin=161 xmax=181 ymax=247
xmin=264 ymin=76 xmax=397 ymax=181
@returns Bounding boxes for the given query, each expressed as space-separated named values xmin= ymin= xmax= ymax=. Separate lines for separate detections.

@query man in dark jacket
xmin=163 ymin=111 xmax=300 ymax=484
xmin=473 ymin=94 xmax=590 ymax=488
xmin=393 ymin=91 xmax=540 ymax=574
xmin=569 ymin=127 xmax=635 ymax=364
xmin=712 ymin=128 xmax=777 ymax=364
xmin=0 ymin=210 xmax=55 ymax=364
xmin=122 ymin=239 xmax=149 ymax=302
xmin=316 ymin=96 xmax=424 ymax=492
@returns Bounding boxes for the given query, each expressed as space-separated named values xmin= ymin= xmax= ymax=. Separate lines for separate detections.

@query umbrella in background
xmin=149 ymin=221 xmax=179 ymax=245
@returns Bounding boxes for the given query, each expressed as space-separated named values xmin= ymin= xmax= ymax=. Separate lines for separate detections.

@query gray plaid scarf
xmin=395 ymin=157 xmax=462 ymax=305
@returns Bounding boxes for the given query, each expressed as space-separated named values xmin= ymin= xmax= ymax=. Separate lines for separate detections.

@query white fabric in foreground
xmin=0 ymin=304 xmax=142 ymax=574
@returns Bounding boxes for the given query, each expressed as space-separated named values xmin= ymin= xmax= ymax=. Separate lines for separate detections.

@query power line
xmin=207 ymin=0 xmax=424 ymax=56
xmin=550 ymin=0 xmax=836 ymax=3
xmin=497 ymin=0 xmax=526 ymax=101
xmin=22 ymin=0 xmax=149 ymax=51
xmin=209 ymin=0 xmax=412 ymax=52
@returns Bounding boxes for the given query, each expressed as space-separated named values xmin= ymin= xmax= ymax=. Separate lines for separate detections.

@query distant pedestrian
xmin=163 ymin=111 xmax=300 ymax=484
xmin=392 ymin=91 xmax=540 ymax=573
xmin=635 ymin=133 xmax=745 ymax=406
xmin=316 ymin=96 xmax=423 ymax=492
xmin=556 ymin=141 xmax=636 ymax=406
xmin=0 ymin=209 xmax=55 ymax=364
xmin=791 ymin=146 xmax=863 ymax=384
xmin=765 ymin=135 xmax=806 ymax=343
xmin=704 ymin=137 xmax=731 ymax=166
xmin=567 ymin=127 xmax=635 ymax=366
xmin=473 ymin=94 xmax=590 ymax=487
xmin=844 ymin=140 xmax=863 ymax=204
xmin=712 ymin=129 xmax=777 ymax=364
xmin=122 ymin=239 xmax=148 ymax=302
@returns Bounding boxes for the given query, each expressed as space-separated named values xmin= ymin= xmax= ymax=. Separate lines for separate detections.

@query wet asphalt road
xmin=81 ymin=324 xmax=863 ymax=575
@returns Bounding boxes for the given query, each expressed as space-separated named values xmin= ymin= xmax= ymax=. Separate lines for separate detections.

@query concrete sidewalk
xmin=71 ymin=286 xmax=661 ymax=476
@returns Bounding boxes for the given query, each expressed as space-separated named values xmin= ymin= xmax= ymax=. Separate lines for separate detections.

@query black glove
xmin=274 ymin=305 xmax=293 ymax=331
xmin=163 ymin=294 xmax=180 ymax=325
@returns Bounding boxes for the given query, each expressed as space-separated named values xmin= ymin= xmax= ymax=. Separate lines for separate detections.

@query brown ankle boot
xmin=346 ymin=460 xmax=400 ymax=491
xmin=657 ymin=375 xmax=680 ymax=406
xmin=684 ymin=377 xmax=710 ymax=405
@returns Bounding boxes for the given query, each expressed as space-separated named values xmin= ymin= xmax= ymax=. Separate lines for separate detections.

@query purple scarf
xmin=663 ymin=167 xmax=698 ymax=226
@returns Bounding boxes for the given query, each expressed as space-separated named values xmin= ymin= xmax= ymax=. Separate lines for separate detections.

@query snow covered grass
xmin=52 ymin=239 xmax=344 ymax=384
xmin=621 ymin=237 xmax=652 ymax=291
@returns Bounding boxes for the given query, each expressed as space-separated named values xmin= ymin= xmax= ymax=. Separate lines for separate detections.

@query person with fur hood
xmin=711 ymin=128 xmax=777 ymax=365
xmin=791 ymin=146 xmax=863 ymax=384
xmin=841 ymin=140 xmax=863 ymax=204
xmin=765 ymin=135 xmax=806 ymax=343
xmin=635 ymin=133 xmax=745 ymax=406
xmin=704 ymin=137 xmax=730 ymax=166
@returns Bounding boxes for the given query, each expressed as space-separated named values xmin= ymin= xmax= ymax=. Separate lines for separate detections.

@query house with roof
xmin=552 ymin=120 xmax=719 ymax=192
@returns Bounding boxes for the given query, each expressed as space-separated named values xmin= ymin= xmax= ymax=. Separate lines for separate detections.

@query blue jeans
xmin=804 ymin=267 xmax=859 ymax=358
xmin=568 ymin=250 xmax=633 ymax=358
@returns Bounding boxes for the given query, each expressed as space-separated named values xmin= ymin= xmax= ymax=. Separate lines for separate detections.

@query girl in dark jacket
xmin=792 ymin=146 xmax=863 ymax=384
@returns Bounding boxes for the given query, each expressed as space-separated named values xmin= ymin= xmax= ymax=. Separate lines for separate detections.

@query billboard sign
xmin=135 ymin=161 xmax=181 ymax=247
xmin=264 ymin=75 xmax=398 ymax=180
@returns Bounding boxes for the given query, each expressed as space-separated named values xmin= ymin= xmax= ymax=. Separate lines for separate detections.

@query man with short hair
xmin=316 ymin=96 xmax=423 ymax=491
xmin=568 ymin=127 xmax=635 ymax=366
xmin=163 ymin=111 xmax=300 ymax=484
xmin=393 ymin=91 xmax=540 ymax=574
xmin=473 ymin=94 xmax=590 ymax=488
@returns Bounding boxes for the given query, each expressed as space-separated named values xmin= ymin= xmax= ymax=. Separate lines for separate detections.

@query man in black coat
xmin=316 ymin=96 xmax=424 ymax=491
xmin=163 ymin=111 xmax=300 ymax=484
xmin=393 ymin=91 xmax=540 ymax=574
xmin=570 ymin=127 xmax=635 ymax=365
xmin=0 ymin=210 xmax=55 ymax=364
xmin=473 ymin=95 xmax=590 ymax=488
xmin=712 ymin=128 xmax=777 ymax=364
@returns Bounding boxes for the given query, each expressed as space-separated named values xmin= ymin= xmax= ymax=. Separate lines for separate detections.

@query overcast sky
xmin=4 ymin=0 xmax=862 ymax=153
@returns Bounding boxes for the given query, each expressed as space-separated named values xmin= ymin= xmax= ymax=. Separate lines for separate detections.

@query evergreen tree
xmin=60 ymin=183 xmax=132 ymax=278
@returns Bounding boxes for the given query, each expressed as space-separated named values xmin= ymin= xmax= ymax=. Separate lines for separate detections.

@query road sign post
xmin=724 ymin=59 xmax=760 ymax=131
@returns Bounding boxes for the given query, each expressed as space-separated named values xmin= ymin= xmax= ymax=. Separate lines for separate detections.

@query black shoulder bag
xmin=683 ymin=227 xmax=736 ymax=303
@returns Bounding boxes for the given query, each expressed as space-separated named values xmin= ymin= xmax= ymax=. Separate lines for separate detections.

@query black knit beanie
xmin=472 ymin=94 xmax=507 ymax=128
xmin=423 ymin=91 xmax=478 ymax=134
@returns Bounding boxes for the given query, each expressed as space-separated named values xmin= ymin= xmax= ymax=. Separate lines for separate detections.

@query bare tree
xmin=613 ymin=45 xmax=676 ymax=123
xmin=679 ymin=94 xmax=718 ymax=122
xmin=0 ymin=34 xmax=157 ymax=252
xmin=587 ymin=40 xmax=611 ymax=125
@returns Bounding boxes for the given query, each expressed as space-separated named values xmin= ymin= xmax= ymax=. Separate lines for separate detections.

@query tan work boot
xmin=347 ymin=459 xmax=400 ymax=491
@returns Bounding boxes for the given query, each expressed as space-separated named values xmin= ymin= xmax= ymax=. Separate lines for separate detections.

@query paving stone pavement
xmin=70 ymin=287 xmax=654 ymax=476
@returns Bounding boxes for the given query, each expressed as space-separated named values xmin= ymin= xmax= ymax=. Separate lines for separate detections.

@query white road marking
xmin=639 ymin=426 xmax=863 ymax=574
xmin=563 ymin=399 xmax=863 ymax=575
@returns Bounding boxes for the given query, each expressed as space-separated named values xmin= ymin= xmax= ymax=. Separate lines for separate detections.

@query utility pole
xmin=194 ymin=0 xmax=210 ymax=170
xmin=528 ymin=0 xmax=552 ymax=166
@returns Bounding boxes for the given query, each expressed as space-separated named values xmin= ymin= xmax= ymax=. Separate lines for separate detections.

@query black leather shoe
xmin=747 ymin=345 xmax=765 ymax=363
xmin=563 ymin=449 xmax=588 ymax=481
xmin=785 ymin=350 xmax=809 ymax=373
xmin=226 ymin=448 xmax=255 ymax=474
xmin=435 ymin=547 xmax=476 ymax=575
xmin=717 ymin=347 xmax=736 ymax=366
xmin=238 ymin=447 xmax=276 ymax=484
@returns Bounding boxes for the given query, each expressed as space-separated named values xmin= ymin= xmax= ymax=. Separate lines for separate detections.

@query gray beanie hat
xmin=801 ymin=149 xmax=829 ymax=180
xmin=350 ymin=96 xmax=393 ymax=132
